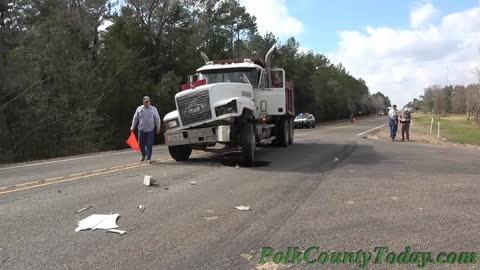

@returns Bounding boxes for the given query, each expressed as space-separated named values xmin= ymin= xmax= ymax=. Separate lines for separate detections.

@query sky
xmin=240 ymin=0 xmax=480 ymax=106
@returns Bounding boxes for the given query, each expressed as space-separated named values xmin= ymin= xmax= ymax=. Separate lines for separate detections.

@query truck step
xmin=260 ymin=136 xmax=276 ymax=144
xmin=262 ymin=124 xmax=275 ymax=130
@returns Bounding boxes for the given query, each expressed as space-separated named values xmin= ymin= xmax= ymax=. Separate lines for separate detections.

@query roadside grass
xmin=413 ymin=114 xmax=480 ymax=146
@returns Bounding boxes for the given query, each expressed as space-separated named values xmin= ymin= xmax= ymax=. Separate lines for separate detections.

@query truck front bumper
xmin=165 ymin=126 xmax=231 ymax=146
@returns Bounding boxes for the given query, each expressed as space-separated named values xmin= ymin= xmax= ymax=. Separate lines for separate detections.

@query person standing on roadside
xmin=399 ymin=107 xmax=412 ymax=141
xmin=388 ymin=105 xmax=399 ymax=141
xmin=131 ymin=96 xmax=161 ymax=163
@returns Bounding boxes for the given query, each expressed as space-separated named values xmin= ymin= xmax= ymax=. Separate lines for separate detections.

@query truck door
xmin=256 ymin=68 xmax=287 ymax=116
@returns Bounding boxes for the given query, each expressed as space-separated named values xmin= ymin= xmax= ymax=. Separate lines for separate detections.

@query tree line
xmin=0 ymin=0 xmax=391 ymax=163
xmin=406 ymin=81 xmax=480 ymax=122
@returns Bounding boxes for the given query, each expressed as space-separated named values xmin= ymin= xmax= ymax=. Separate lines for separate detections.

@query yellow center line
xmin=0 ymin=152 xmax=208 ymax=196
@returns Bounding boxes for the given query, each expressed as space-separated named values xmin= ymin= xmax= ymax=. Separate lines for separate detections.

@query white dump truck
xmin=163 ymin=46 xmax=295 ymax=163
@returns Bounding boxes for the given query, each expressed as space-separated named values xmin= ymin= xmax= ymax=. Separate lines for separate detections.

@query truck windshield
xmin=199 ymin=68 xmax=258 ymax=87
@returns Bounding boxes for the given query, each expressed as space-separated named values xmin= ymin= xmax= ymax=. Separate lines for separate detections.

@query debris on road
xmin=190 ymin=181 xmax=197 ymax=185
xmin=75 ymin=205 xmax=94 ymax=214
xmin=203 ymin=216 xmax=218 ymax=221
xmin=107 ymin=229 xmax=126 ymax=235
xmin=235 ymin=164 xmax=240 ymax=169
xmin=348 ymin=170 xmax=355 ymax=173
xmin=143 ymin=175 xmax=154 ymax=186
xmin=234 ymin=205 xmax=251 ymax=211
xmin=240 ymin=253 xmax=253 ymax=261
xmin=75 ymin=214 xmax=120 ymax=232
xmin=164 ymin=187 xmax=169 ymax=190
xmin=138 ymin=205 xmax=145 ymax=212
xmin=333 ymin=157 xmax=340 ymax=162
xmin=347 ymin=201 xmax=355 ymax=204
xmin=391 ymin=197 xmax=399 ymax=200
xmin=206 ymin=210 xmax=214 ymax=213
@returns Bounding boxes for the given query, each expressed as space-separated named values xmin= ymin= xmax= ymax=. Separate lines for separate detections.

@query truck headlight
xmin=215 ymin=100 xmax=237 ymax=117
xmin=167 ymin=119 xmax=179 ymax=128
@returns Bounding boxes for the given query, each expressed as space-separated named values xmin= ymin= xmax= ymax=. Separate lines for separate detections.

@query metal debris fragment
xmin=234 ymin=205 xmax=250 ymax=211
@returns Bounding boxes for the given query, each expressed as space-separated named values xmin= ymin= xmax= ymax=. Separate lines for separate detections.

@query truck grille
xmin=177 ymin=90 xmax=211 ymax=126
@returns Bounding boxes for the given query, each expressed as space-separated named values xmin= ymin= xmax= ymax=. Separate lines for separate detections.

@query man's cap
xmin=143 ymin=96 xmax=150 ymax=102
xmin=393 ymin=104 xmax=397 ymax=107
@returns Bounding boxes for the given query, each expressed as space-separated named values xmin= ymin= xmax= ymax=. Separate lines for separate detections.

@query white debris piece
xmin=234 ymin=205 xmax=251 ymax=211
xmin=75 ymin=214 xmax=120 ymax=232
xmin=107 ymin=229 xmax=126 ymax=235
xmin=203 ymin=216 xmax=218 ymax=221
xmin=391 ymin=197 xmax=399 ymax=200
xmin=235 ymin=164 xmax=240 ymax=169
xmin=190 ymin=181 xmax=197 ymax=185
xmin=143 ymin=175 xmax=153 ymax=186
xmin=333 ymin=157 xmax=340 ymax=162
xmin=138 ymin=205 xmax=145 ymax=212
xmin=75 ymin=205 xmax=94 ymax=213
xmin=348 ymin=201 xmax=355 ymax=204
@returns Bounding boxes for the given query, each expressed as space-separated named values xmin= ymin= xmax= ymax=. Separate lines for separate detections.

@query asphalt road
xmin=1 ymin=116 xmax=479 ymax=270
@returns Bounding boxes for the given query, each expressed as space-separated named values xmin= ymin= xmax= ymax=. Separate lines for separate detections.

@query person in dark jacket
xmin=399 ymin=108 xmax=412 ymax=141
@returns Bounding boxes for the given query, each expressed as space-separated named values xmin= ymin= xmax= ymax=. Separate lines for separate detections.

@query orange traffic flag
xmin=126 ymin=132 xmax=140 ymax=152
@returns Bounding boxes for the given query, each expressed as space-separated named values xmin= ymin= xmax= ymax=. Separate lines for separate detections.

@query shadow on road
xmin=156 ymin=142 xmax=386 ymax=174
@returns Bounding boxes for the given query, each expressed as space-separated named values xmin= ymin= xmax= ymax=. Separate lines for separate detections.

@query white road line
xmin=0 ymin=146 xmax=167 ymax=171
xmin=356 ymin=124 xmax=386 ymax=136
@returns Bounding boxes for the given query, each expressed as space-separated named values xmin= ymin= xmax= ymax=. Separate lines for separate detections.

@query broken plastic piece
xmin=144 ymin=175 xmax=153 ymax=186
xmin=333 ymin=157 xmax=340 ymax=162
xmin=75 ymin=205 xmax=94 ymax=213
xmin=107 ymin=229 xmax=126 ymax=235
xmin=190 ymin=181 xmax=197 ymax=185
xmin=234 ymin=205 xmax=251 ymax=211
xmin=138 ymin=205 xmax=145 ymax=212
xmin=75 ymin=214 xmax=120 ymax=232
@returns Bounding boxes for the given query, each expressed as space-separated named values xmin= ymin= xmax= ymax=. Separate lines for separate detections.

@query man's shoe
xmin=140 ymin=156 xmax=145 ymax=162
xmin=146 ymin=160 xmax=152 ymax=164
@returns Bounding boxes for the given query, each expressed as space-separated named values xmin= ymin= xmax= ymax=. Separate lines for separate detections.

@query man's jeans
xmin=138 ymin=130 xmax=154 ymax=160
xmin=388 ymin=118 xmax=398 ymax=138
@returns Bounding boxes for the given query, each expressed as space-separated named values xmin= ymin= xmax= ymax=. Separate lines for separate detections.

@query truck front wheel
xmin=288 ymin=118 xmax=294 ymax=144
xmin=273 ymin=119 xmax=289 ymax=147
xmin=241 ymin=123 xmax=255 ymax=163
xmin=168 ymin=145 xmax=192 ymax=161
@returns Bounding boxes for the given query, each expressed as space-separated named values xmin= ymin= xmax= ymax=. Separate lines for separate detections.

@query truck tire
xmin=241 ymin=123 xmax=255 ymax=163
xmin=288 ymin=118 xmax=294 ymax=144
xmin=168 ymin=145 xmax=192 ymax=161
xmin=274 ymin=119 xmax=288 ymax=147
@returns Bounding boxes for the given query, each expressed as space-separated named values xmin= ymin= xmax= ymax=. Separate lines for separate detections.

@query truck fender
xmin=163 ymin=110 xmax=179 ymax=122
xmin=212 ymin=97 xmax=255 ymax=116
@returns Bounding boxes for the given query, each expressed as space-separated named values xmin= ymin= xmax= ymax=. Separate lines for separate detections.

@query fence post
xmin=437 ymin=119 xmax=440 ymax=140
xmin=430 ymin=117 xmax=434 ymax=134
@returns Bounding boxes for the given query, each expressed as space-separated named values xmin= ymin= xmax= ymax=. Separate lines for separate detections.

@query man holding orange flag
xmin=130 ymin=96 xmax=161 ymax=163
